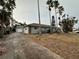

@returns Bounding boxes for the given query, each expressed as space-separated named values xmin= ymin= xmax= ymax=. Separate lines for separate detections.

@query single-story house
xmin=15 ymin=24 xmax=27 ymax=33
xmin=15 ymin=25 xmax=24 ymax=33
xmin=73 ymin=29 xmax=79 ymax=33
xmin=27 ymin=23 xmax=51 ymax=34
xmin=15 ymin=23 xmax=58 ymax=34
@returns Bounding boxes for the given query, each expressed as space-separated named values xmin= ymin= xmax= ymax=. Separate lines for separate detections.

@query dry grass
xmin=27 ymin=33 xmax=79 ymax=59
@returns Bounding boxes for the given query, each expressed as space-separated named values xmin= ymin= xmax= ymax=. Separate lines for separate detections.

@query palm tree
xmin=49 ymin=6 xmax=52 ymax=25
xmin=47 ymin=0 xmax=60 ymax=27
xmin=58 ymin=6 xmax=64 ymax=20
xmin=47 ymin=0 xmax=52 ymax=33
xmin=53 ymin=0 xmax=59 ymax=27
xmin=58 ymin=6 xmax=64 ymax=32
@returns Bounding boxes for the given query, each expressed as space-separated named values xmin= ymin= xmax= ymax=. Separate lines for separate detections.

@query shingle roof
xmin=27 ymin=23 xmax=51 ymax=28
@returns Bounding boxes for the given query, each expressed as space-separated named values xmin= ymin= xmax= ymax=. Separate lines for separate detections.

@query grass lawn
xmin=27 ymin=33 xmax=79 ymax=59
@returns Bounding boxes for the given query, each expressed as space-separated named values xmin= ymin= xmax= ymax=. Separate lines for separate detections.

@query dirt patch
xmin=28 ymin=33 xmax=79 ymax=59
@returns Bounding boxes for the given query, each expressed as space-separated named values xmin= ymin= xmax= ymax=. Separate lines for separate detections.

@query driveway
xmin=0 ymin=33 xmax=63 ymax=59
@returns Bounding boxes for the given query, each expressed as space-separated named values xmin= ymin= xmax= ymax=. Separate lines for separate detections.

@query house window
xmin=25 ymin=28 xmax=27 ymax=30
xmin=34 ymin=27 xmax=37 ymax=29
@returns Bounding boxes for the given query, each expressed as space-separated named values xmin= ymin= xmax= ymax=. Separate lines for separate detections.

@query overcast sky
xmin=13 ymin=0 xmax=79 ymax=28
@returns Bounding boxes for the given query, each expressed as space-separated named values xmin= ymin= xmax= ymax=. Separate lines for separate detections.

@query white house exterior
xmin=16 ymin=25 xmax=24 ymax=32
xmin=15 ymin=24 xmax=28 ymax=33
xmin=73 ymin=29 xmax=79 ymax=33
xmin=27 ymin=23 xmax=51 ymax=34
xmin=24 ymin=27 xmax=29 ymax=33
xmin=15 ymin=23 xmax=57 ymax=34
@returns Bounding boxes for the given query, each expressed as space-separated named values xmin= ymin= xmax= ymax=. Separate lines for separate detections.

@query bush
xmin=61 ymin=18 xmax=78 ymax=33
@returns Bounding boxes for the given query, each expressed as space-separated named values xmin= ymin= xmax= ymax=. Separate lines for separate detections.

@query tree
xmin=0 ymin=0 xmax=16 ymax=28
xmin=62 ymin=16 xmax=78 ymax=33
xmin=58 ymin=6 xmax=64 ymax=32
xmin=58 ymin=6 xmax=64 ymax=20
xmin=46 ymin=0 xmax=61 ymax=33
xmin=53 ymin=0 xmax=60 ymax=27
xmin=47 ymin=0 xmax=60 ymax=27
xmin=0 ymin=0 xmax=16 ymax=37
xmin=47 ymin=0 xmax=53 ymax=33
xmin=51 ymin=16 xmax=55 ymax=26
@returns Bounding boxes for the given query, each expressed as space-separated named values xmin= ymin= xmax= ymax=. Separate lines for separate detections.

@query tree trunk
xmin=49 ymin=10 xmax=52 ymax=33
xmin=55 ymin=8 xmax=58 ymax=27
xmin=59 ymin=15 xmax=63 ymax=32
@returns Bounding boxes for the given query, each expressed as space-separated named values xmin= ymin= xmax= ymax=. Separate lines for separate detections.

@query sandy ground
xmin=27 ymin=33 xmax=79 ymax=59
xmin=0 ymin=33 xmax=63 ymax=59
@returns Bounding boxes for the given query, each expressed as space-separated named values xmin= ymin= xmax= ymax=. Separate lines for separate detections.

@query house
xmin=27 ymin=23 xmax=51 ymax=34
xmin=15 ymin=23 xmax=58 ymax=34
xmin=15 ymin=23 xmax=27 ymax=33
xmin=15 ymin=25 xmax=24 ymax=32
xmin=73 ymin=29 xmax=79 ymax=33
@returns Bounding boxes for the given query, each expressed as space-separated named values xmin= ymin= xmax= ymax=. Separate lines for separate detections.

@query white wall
xmin=31 ymin=27 xmax=50 ymax=34
xmin=16 ymin=27 xmax=29 ymax=33
xmin=16 ymin=28 xmax=23 ymax=32
xmin=31 ymin=27 xmax=39 ymax=34
xmin=24 ymin=27 xmax=29 ymax=33
xmin=16 ymin=26 xmax=50 ymax=34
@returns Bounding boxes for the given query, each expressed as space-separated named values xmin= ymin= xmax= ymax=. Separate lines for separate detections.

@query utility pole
xmin=37 ymin=0 xmax=41 ymax=34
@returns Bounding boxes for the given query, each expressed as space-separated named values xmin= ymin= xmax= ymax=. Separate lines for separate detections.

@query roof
xmin=27 ymin=23 xmax=51 ymax=28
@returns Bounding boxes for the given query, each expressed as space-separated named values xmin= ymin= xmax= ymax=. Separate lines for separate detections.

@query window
xmin=25 ymin=28 xmax=27 ymax=30
xmin=34 ymin=27 xmax=37 ymax=29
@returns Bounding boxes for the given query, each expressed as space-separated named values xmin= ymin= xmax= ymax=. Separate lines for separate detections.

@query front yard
xmin=27 ymin=33 xmax=79 ymax=59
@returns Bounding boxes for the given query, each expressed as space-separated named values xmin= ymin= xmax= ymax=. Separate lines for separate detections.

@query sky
xmin=13 ymin=0 xmax=79 ymax=28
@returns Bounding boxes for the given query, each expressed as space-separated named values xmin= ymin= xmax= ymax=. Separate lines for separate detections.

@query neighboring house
xmin=15 ymin=25 xmax=24 ymax=32
xmin=15 ymin=23 xmax=59 ymax=34
xmin=27 ymin=23 xmax=51 ymax=34
xmin=73 ymin=29 xmax=79 ymax=33
xmin=15 ymin=24 xmax=27 ymax=33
